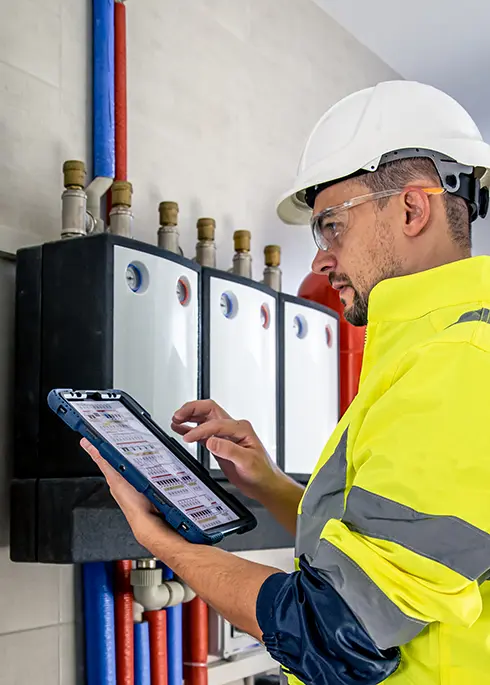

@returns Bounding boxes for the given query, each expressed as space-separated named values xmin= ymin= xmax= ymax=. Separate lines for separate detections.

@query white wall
xmin=126 ymin=0 xmax=398 ymax=294
xmin=0 ymin=0 xmax=90 ymax=257
xmin=0 ymin=0 xmax=398 ymax=682
xmin=472 ymin=215 xmax=490 ymax=256
xmin=314 ymin=0 xmax=490 ymax=143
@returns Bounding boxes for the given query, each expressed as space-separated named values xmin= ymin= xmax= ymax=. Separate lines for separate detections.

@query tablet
xmin=47 ymin=389 xmax=257 ymax=545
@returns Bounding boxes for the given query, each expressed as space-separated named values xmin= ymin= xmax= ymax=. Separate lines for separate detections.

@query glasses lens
xmin=312 ymin=208 xmax=348 ymax=251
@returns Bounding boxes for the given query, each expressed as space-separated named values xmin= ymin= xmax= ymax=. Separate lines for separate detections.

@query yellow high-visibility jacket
xmin=257 ymin=256 xmax=490 ymax=685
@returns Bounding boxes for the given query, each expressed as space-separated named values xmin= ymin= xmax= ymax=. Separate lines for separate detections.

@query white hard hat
xmin=277 ymin=80 xmax=490 ymax=225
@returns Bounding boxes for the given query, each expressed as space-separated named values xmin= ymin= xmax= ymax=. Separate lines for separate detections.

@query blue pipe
xmin=159 ymin=561 xmax=173 ymax=581
xmin=167 ymin=603 xmax=183 ymax=685
xmin=134 ymin=621 xmax=151 ymax=685
xmin=83 ymin=562 xmax=117 ymax=685
xmin=93 ymin=0 xmax=115 ymax=178
xmin=158 ymin=564 xmax=183 ymax=685
xmin=83 ymin=3 xmax=116 ymax=682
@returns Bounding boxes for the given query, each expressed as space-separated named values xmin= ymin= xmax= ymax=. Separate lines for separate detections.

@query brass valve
xmin=197 ymin=218 xmax=216 ymax=241
xmin=233 ymin=230 xmax=251 ymax=252
xmin=63 ymin=160 xmax=86 ymax=189
xmin=159 ymin=201 xmax=179 ymax=226
xmin=112 ymin=181 xmax=133 ymax=207
xmin=264 ymin=245 xmax=281 ymax=267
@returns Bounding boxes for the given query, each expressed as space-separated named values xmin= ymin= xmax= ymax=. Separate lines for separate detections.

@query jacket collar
xmin=358 ymin=255 xmax=490 ymax=386
xmin=367 ymin=255 xmax=490 ymax=324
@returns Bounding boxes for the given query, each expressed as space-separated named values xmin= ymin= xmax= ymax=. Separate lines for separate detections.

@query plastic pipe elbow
xmin=180 ymin=583 xmax=197 ymax=603
xmin=133 ymin=583 xmax=172 ymax=612
xmin=133 ymin=581 xmax=196 ymax=611
xmin=131 ymin=567 xmax=196 ymax=611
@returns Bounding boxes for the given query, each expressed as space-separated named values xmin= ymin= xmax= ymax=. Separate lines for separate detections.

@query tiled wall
xmin=0 ymin=551 xmax=78 ymax=684
xmin=0 ymin=0 xmax=398 ymax=682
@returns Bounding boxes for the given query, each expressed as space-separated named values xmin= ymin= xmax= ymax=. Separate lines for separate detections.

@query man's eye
xmin=321 ymin=220 xmax=338 ymax=234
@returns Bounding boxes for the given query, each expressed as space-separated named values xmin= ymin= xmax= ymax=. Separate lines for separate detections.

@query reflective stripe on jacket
xmin=257 ymin=256 xmax=490 ymax=684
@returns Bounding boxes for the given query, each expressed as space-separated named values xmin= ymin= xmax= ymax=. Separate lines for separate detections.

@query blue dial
xmin=126 ymin=263 xmax=142 ymax=292
xmin=293 ymin=314 xmax=308 ymax=339
xmin=220 ymin=291 xmax=238 ymax=319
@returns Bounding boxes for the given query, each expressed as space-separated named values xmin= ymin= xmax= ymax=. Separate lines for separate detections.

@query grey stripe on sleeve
xmin=343 ymin=486 xmax=490 ymax=581
xmin=311 ymin=538 xmax=427 ymax=650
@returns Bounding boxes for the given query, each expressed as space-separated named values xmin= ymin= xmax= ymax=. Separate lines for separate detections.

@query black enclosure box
xmin=11 ymin=234 xmax=294 ymax=563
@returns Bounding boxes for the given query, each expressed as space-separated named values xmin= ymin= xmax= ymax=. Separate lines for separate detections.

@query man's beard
xmin=332 ymin=220 xmax=404 ymax=327
xmin=342 ymin=286 xmax=369 ymax=327
xmin=331 ymin=266 xmax=402 ymax=327
xmin=331 ymin=276 xmax=368 ymax=327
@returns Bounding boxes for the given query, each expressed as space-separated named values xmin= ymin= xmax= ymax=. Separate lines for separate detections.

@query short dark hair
xmin=359 ymin=157 xmax=471 ymax=249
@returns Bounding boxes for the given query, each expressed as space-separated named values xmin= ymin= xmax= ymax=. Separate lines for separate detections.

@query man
xmin=83 ymin=81 xmax=490 ymax=684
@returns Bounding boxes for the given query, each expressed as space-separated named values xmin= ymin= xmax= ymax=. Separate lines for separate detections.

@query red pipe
xmin=184 ymin=598 xmax=208 ymax=685
xmin=107 ymin=0 xmax=127 ymax=225
xmin=115 ymin=0 xmax=127 ymax=180
xmin=115 ymin=560 xmax=134 ymax=685
xmin=145 ymin=610 xmax=168 ymax=685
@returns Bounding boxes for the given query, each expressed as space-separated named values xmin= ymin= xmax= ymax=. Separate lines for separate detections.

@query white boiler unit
xmin=279 ymin=294 xmax=339 ymax=482
xmin=112 ymin=242 xmax=199 ymax=455
xmin=201 ymin=268 xmax=280 ymax=476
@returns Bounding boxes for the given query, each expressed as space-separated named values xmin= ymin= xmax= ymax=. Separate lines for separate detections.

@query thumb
xmin=206 ymin=437 xmax=249 ymax=463
xmin=81 ymin=438 xmax=101 ymax=461
xmin=80 ymin=439 xmax=120 ymax=483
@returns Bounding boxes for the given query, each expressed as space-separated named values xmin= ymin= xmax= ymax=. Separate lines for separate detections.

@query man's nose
xmin=311 ymin=248 xmax=337 ymax=275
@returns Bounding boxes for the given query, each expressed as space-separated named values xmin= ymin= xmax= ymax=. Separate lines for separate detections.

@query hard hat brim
xmin=277 ymin=137 xmax=490 ymax=226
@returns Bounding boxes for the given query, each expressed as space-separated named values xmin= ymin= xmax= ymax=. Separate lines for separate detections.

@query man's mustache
xmin=329 ymin=273 xmax=353 ymax=289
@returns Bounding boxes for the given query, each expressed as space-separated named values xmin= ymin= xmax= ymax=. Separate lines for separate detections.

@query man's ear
xmin=402 ymin=188 xmax=431 ymax=237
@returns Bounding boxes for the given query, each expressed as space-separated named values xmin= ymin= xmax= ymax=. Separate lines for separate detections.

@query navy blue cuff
xmin=256 ymin=571 xmax=290 ymax=634
xmin=255 ymin=556 xmax=401 ymax=685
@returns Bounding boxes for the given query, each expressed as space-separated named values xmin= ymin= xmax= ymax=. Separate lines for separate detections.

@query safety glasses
xmin=310 ymin=186 xmax=446 ymax=251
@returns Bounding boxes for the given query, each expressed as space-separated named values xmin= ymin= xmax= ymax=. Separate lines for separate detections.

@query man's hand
xmin=171 ymin=399 xmax=279 ymax=500
xmin=171 ymin=400 xmax=304 ymax=535
xmin=80 ymin=438 xmax=180 ymax=551
xmin=80 ymin=437 xmax=282 ymax=642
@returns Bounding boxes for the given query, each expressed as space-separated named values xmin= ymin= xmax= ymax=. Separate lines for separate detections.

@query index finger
xmin=172 ymin=400 xmax=231 ymax=424
xmin=182 ymin=418 xmax=250 ymax=445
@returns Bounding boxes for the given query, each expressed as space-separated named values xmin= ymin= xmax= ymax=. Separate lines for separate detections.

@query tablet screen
xmin=70 ymin=399 xmax=239 ymax=531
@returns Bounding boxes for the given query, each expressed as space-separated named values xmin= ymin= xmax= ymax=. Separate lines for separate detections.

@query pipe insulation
xmin=159 ymin=565 xmax=183 ymax=685
xmin=184 ymin=598 xmax=208 ymax=685
xmin=93 ymin=0 xmax=115 ymax=179
xmin=115 ymin=559 xmax=134 ymax=685
xmin=144 ymin=610 xmax=168 ymax=685
xmin=115 ymin=0 xmax=127 ymax=180
xmin=83 ymin=562 xmax=117 ymax=685
xmin=134 ymin=621 xmax=152 ymax=685
xmin=167 ymin=603 xmax=183 ymax=685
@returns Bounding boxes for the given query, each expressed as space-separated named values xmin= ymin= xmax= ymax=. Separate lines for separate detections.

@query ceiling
xmin=316 ymin=0 xmax=490 ymax=139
